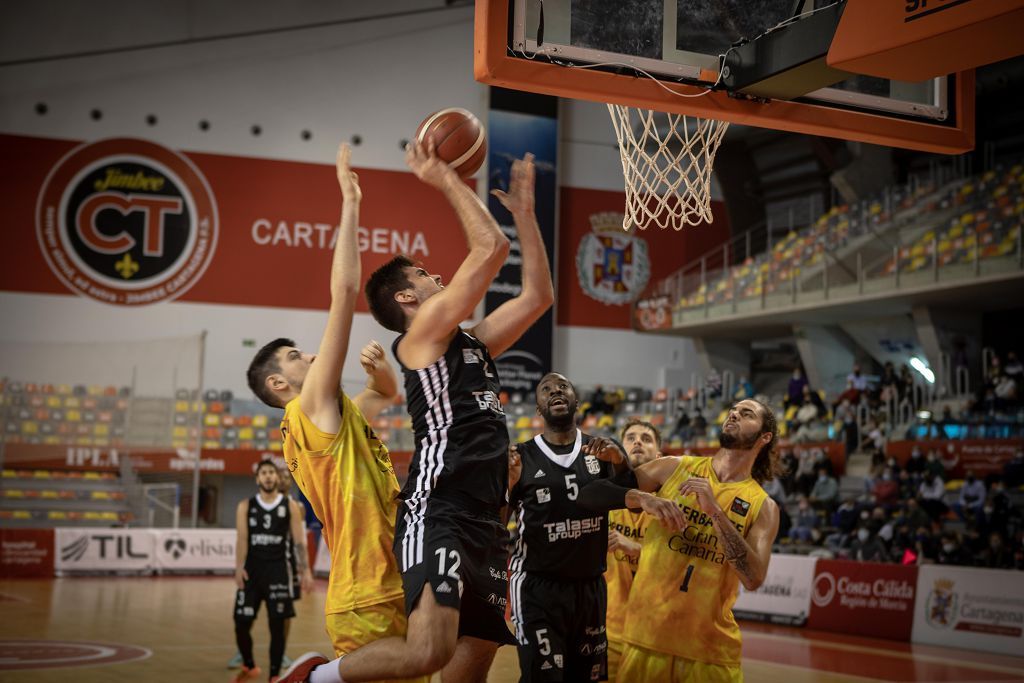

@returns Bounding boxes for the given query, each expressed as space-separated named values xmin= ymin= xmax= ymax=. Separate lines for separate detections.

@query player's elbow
xmin=476 ymin=234 xmax=511 ymax=265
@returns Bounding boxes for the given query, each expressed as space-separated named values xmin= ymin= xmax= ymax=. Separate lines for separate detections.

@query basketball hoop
xmin=607 ymin=104 xmax=729 ymax=231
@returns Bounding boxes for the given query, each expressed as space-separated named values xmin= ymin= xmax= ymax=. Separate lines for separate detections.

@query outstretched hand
xmin=336 ymin=143 xmax=361 ymax=203
xmin=491 ymin=153 xmax=536 ymax=216
xmin=581 ymin=436 xmax=625 ymax=464
xmin=405 ymin=138 xmax=457 ymax=190
xmin=359 ymin=341 xmax=387 ymax=375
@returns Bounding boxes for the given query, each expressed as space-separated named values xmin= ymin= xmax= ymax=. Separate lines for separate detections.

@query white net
xmin=608 ymin=104 xmax=729 ymax=231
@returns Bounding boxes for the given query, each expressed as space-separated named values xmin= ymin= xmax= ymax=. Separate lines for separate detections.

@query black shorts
xmin=234 ymin=560 xmax=296 ymax=621
xmin=393 ymin=496 xmax=515 ymax=645
xmin=509 ymin=573 xmax=607 ymax=682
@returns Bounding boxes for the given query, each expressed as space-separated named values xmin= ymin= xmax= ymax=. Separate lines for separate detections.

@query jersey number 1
xmin=679 ymin=564 xmax=695 ymax=592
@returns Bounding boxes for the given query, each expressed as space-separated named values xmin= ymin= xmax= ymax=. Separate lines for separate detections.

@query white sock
xmin=309 ymin=657 xmax=344 ymax=683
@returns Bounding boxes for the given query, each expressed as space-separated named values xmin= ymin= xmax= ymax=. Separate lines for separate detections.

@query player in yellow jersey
xmin=245 ymin=144 xmax=426 ymax=683
xmin=604 ymin=419 xmax=662 ymax=682
xmin=580 ymin=399 xmax=782 ymax=683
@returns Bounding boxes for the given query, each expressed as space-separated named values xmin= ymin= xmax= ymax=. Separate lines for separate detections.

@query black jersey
xmin=246 ymin=494 xmax=291 ymax=566
xmin=394 ymin=329 xmax=509 ymax=509
xmin=509 ymin=430 xmax=615 ymax=579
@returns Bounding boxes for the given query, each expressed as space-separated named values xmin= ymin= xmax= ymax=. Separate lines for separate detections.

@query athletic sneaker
xmin=281 ymin=654 xmax=293 ymax=669
xmin=276 ymin=652 xmax=328 ymax=683
xmin=227 ymin=652 xmax=243 ymax=669
xmin=230 ymin=664 xmax=262 ymax=682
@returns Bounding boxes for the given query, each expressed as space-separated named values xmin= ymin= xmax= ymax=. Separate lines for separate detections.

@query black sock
xmin=269 ymin=617 xmax=286 ymax=675
xmin=235 ymin=620 xmax=255 ymax=669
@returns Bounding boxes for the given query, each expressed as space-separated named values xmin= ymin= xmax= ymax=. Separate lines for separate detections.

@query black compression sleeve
xmin=577 ymin=469 xmax=639 ymax=512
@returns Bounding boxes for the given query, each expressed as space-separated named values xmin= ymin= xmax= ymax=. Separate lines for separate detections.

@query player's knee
xmin=408 ymin=632 xmax=456 ymax=674
xmin=234 ymin=616 xmax=255 ymax=631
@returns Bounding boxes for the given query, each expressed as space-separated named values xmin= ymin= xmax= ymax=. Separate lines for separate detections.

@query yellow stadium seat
xmin=784 ymin=405 xmax=798 ymax=421
xmin=21 ymin=421 xmax=39 ymax=434
xmin=203 ymin=413 xmax=221 ymax=426
xmin=238 ymin=427 xmax=254 ymax=441
xmin=252 ymin=415 xmax=269 ymax=428
xmin=175 ymin=400 xmax=190 ymax=413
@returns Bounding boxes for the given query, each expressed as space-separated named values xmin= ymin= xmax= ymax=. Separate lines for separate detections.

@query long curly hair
xmin=749 ymin=399 xmax=785 ymax=484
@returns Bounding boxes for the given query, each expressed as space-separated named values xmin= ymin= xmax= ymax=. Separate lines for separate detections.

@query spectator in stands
xmin=786 ymin=368 xmax=808 ymax=409
xmin=794 ymin=449 xmax=818 ymax=496
xmin=1005 ymin=351 xmax=1023 ymax=379
xmin=878 ymin=362 xmax=899 ymax=402
xmin=809 ymin=467 xmax=839 ymax=510
xmin=705 ymin=367 xmax=722 ymax=399
xmin=833 ymin=379 xmax=862 ymax=411
xmin=918 ymin=472 xmax=948 ymax=520
xmin=897 ymin=469 xmax=917 ymax=500
xmin=937 ymin=533 xmax=971 ymax=566
xmin=834 ymin=398 xmax=858 ymax=454
xmin=1004 ymin=449 xmax=1024 ymax=489
xmin=794 ymin=395 xmax=828 ymax=443
xmin=872 ymin=468 xmax=900 ymax=506
xmin=847 ymin=363 xmax=869 ymax=392
xmin=871 ymin=507 xmax=895 ymax=547
xmin=788 ymin=496 xmax=819 ymax=544
xmin=905 ymin=445 xmax=927 ymax=478
xmin=925 ymin=449 xmax=946 ymax=480
xmin=900 ymin=498 xmax=931 ymax=534
xmin=978 ymin=531 xmax=1015 ymax=569
xmin=780 ymin=450 xmax=799 ymax=496
xmin=994 ymin=373 xmax=1018 ymax=408
xmin=734 ymin=376 xmax=755 ymax=401
xmin=934 ymin=406 xmax=956 ymax=439
xmin=832 ymin=498 xmax=860 ymax=536
xmin=956 ymin=470 xmax=987 ymax=520
xmin=847 ymin=524 xmax=890 ymax=563
xmin=668 ymin=407 xmax=690 ymax=443
xmin=689 ymin=408 xmax=707 ymax=439
xmin=583 ymin=385 xmax=610 ymax=418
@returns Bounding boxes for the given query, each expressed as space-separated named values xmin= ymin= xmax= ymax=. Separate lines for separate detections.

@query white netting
xmin=608 ymin=103 xmax=729 ymax=231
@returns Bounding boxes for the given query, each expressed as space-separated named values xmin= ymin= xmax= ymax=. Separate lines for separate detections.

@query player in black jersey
xmin=233 ymin=460 xmax=313 ymax=682
xmin=331 ymin=141 xmax=552 ymax=682
xmin=507 ymin=372 xmax=627 ymax=682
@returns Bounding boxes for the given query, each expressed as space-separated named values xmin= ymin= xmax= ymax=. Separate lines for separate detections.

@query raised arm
xmin=234 ymin=500 xmax=249 ymax=589
xmin=469 ymin=154 xmax=554 ymax=356
xmin=299 ymin=143 xmax=362 ymax=432
xmin=352 ymin=340 xmax=400 ymax=422
xmin=679 ymin=478 xmax=780 ymax=591
xmin=398 ymin=140 xmax=510 ymax=368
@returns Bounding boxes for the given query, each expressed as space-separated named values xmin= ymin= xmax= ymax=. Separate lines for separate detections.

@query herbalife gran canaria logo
xmin=36 ymin=138 xmax=219 ymax=306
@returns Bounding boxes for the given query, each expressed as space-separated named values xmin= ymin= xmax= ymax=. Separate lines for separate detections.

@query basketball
xmin=415 ymin=108 xmax=487 ymax=178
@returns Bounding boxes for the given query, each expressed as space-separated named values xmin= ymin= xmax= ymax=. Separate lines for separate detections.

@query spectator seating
xmin=0 ymin=469 xmax=132 ymax=528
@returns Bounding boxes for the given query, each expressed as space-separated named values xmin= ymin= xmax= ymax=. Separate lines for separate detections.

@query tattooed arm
xmin=678 ymin=477 xmax=780 ymax=591
xmin=289 ymin=498 xmax=315 ymax=593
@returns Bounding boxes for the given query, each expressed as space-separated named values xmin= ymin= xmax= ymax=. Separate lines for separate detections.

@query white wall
xmin=0 ymin=1 xmax=705 ymax=398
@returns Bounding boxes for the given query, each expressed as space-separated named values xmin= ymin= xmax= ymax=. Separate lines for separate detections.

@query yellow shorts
xmin=606 ymin=638 xmax=626 ymax=682
xmin=618 ymin=643 xmax=742 ymax=683
xmin=324 ymin=598 xmax=429 ymax=683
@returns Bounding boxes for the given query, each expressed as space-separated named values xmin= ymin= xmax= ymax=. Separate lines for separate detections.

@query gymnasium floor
xmin=1 ymin=577 xmax=1023 ymax=682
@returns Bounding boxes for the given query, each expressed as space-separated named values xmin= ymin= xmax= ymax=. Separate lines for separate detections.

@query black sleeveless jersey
xmin=394 ymin=329 xmax=509 ymax=510
xmin=508 ymin=430 xmax=615 ymax=579
xmin=246 ymin=494 xmax=291 ymax=566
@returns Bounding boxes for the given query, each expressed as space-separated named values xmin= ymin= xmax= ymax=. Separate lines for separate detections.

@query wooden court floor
xmin=1 ymin=577 xmax=1023 ymax=682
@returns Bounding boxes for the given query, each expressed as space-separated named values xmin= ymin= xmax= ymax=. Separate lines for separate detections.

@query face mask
xmin=887 ymin=459 xmax=896 ymax=467
xmin=857 ymin=529 xmax=870 ymax=542
xmin=819 ymin=475 xmax=827 ymax=482
xmin=942 ymin=543 xmax=956 ymax=553
xmin=860 ymin=511 xmax=870 ymax=520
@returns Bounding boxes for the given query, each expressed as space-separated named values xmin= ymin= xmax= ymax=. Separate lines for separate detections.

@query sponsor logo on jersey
xmin=250 ymin=533 xmax=285 ymax=546
xmin=543 ymin=516 xmax=604 ymax=542
xmin=472 ymin=390 xmax=505 ymax=414
xmin=486 ymin=593 xmax=508 ymax=607
xmin=277 ymin=505 xmax=287 ymax=517
xmin=580 ymin=644 xmax=592 ymax=655
xmin=553 ymin=654 xmax=564 ymax=668
xmin=488 ymin=566 xmax=508 ymax=581
xmin=591 ymin=664 xmax=602 ymax=680
xmin=436 ymin=581 xmax=453 ymax=594
xmin=462 ymin=349 xmax=480 ymax=364
xmin=584 ymin=455 xmax=601 ymax=475
xmin=536 ymin=488 xmax=551 ymax=504
xmin=534 ymin=469 xmax=546 ymax=478
xmin=35 ymin=138 xmax=218 ymax=306
xmin=731 ymin=497 xmax=751 ymax=517
xmin=540 ymin=660 xmax=553 ymax=671
xmin=584 ymin=625 xmax=606 ymax=636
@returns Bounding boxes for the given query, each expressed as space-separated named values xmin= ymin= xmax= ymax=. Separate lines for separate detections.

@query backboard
xmin=475 ymin=0 xmax=976 ymax=154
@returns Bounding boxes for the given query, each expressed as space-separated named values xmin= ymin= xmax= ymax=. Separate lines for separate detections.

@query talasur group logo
xmin=35 ymin=138 xmax=218 ymax=306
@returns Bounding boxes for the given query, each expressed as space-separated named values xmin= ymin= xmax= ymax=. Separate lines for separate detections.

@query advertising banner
xmin=887 ymin=439 xmax=1023 ymax=479
xmin=154 ymin=529 xmax=235 ymax=573
xmin=0 ymin=529 xmax=55 ymax=578
xmin=55 ymin=528 xmax=156 ymax=574
xmin=913 ymin=564 xmax=1024 ymax=656
xmin=485 ymin=93 xmax=558 ymax=394
xmin=734 ymin=554 xmax=816 ymax=626
xmin=807 ymin=559 xmax=917 ymax=641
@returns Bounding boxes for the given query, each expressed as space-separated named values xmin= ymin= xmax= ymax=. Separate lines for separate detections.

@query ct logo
xmin=811 ymin=571 xmax=836 ymax=608
xmin=35 ymin=138 xmax=218 ymax=306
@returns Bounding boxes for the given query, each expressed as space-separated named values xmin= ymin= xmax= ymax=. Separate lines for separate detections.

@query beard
xmin=540 ymin=401 xmax=578 ymax=430
xmin=720 ymin=429 xmax=760 ymax=450
xmin=258 ymin=482 xmax=278 ymax=494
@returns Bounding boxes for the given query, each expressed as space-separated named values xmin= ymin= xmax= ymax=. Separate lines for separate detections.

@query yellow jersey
xmin=282 ymin=393 xmax=404 ymax=614
xmin=621 ymin=456 xmax=767 ymax=666
xmin=605 ymin=508 xmax=647 ymax=642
